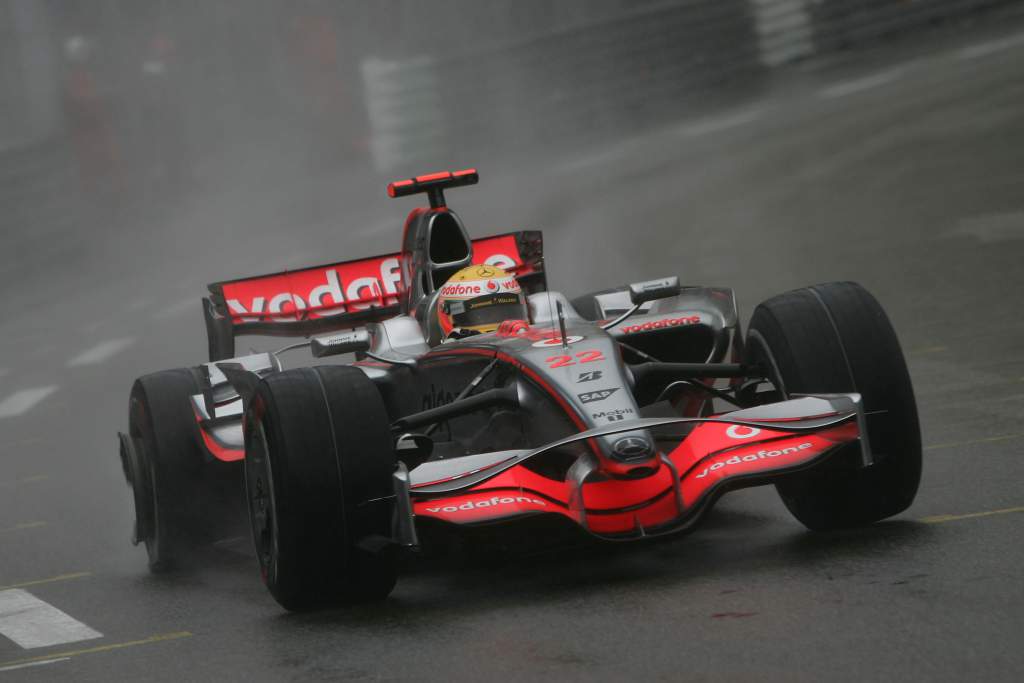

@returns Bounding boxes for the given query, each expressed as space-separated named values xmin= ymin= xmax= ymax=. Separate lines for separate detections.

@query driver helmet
xmin=436 ymin=264 xmax=528 ymax=337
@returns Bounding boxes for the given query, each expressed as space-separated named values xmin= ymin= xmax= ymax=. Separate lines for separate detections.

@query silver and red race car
xmin=119 ymin=169 xmax=921 ymax=610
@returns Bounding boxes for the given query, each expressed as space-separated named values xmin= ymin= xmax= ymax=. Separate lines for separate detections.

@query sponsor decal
xmin=226 ymin=259 xmax=401 ymax=322
xmin=545 ymin=350 xmax=605 ymax=367
xmin=425 ymin=496 xmax=547 ymax=513
xmin=220 ymin=234 xmax=523 ymax=324
xmin=421 ymin=384 xmax=455 ymax=411
xmin=439 ymin=282 xmax=483 ymax=297
xmin=592 ymin=407 xmax=634 ymax=422
xmin=578 ymin=388 xmax=619 ymax=404
xmin=441 ymin=278 xmax=520 ymax=298
xmin=496 ymin=320 xmax=530 ymax=337
xmin=576 ymin=370 xmax=603 ymax=383
xmin=726 ymin=425 xmax=762 ymax=439
xmin=612 ymin=436 xmax=652 ymax=458
xmin=621 ymin=315 xmax=701 ymax=335
xmin=694 ymin=442 xmax=813 ymax=478
xmin=532 ymin=335 xmax=584 ymax=348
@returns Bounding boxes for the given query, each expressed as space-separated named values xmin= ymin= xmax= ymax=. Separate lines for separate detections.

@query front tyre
xmin=746 ymin=281 xmax=922 ymax=531
xmin=126 ymin=368 xmax=205 ymax=572
xmin=244 ymin=366 xmax=397 ymax=611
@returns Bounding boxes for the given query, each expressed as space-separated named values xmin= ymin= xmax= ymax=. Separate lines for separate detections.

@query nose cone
xmin=608 ymin=432 xmax=655 ymax=460
xmin=598 ymin=430 xmax=659 ymax=479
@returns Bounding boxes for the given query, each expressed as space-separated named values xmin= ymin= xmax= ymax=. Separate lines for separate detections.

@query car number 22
xmin=545 ymin=350 xmax=605 ymax=368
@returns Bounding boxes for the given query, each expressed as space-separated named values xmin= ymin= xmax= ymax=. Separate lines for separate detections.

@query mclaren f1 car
xmin=119 ymin=168 xmax=921 ymax=610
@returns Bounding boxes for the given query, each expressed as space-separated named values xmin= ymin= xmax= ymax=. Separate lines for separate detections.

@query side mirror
xmin=629 ymin=276 xmax=681 ymax=305
xmin=395 ymin=432 xmax=433 ymax=469
xmin=310 ymin=329 xmax=371 ymax=358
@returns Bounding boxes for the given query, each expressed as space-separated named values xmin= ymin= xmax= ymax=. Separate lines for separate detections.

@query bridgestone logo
xmin=425 ymin=496 xmax=546 ymax=513
xmin=695 ymin=443 xmax=813 ymax=478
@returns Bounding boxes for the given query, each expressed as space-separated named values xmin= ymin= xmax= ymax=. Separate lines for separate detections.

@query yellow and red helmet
xmin=436 ymin=265 xmax=528 ymax=335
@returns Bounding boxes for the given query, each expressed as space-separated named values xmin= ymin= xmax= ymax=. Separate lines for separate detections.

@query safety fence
xmin=364 ymin=0 xmax=1019 ymax=172
xmin=0 ymin=0 xmax=1019 ymax=239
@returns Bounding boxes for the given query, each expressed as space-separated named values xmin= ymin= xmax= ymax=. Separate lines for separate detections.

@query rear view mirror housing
xmin=629 ymin=276 xmax=681 ymax=305
xmin=311 ymin=329 xmax=371 ymax=358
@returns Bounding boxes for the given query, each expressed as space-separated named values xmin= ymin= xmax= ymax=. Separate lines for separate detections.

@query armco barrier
xmin=363 ymin=0 xmax=1017 ymax=172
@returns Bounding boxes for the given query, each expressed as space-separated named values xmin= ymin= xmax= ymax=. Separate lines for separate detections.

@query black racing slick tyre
xmin=126 ymin=368 xmax=205 ymax=572
xmin=244 ymin=366 xmax=397 ymax=611
xmin=746 ymin=281 xmax=922 ymax=531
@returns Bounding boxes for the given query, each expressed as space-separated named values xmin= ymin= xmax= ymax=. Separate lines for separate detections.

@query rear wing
xmin=203 ymin=231 xmax=544 ymax=360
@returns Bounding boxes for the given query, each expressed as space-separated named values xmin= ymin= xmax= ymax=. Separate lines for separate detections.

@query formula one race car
xmin=119 ymin=169 xmax=921 ymax=610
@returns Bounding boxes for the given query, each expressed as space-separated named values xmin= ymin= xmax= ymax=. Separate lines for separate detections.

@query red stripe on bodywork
xmin=192 ymin=405 xmax=245 ymax=462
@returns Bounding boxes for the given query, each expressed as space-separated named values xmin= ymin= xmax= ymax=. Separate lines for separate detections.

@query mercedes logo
xmin=612 ymin=436 xmax=651 ymax=459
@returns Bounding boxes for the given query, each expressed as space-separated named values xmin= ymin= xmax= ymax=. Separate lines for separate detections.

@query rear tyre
xmin=244 ymin=366 xmax=397 ymax=611
xmin=126 ymin=368 xmax=205 ymax=572
xmin=746 ymin=281 xmax=921 ymax=531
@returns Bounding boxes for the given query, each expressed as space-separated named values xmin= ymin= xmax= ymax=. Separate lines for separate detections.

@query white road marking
xmin=0 ymin=657 xmax=69 ymax=672
xmin=152 ymin=296 xmax=196 ymax=321
xmin=819 ymin=70 xmax=902 ymax=98
xmin=0 ymin=590 xmax=102 ymax=649
xmin=0 ymin=387 xmax=57 ymax=419
xmin=957 ymin=32 xmax=1024 ymax=60
xmin=66 ymin=337 xmax=135 ymax=367
xmin=0 ymin=521 xmax=47 ymax=534
xmin=680 ymin=109 xmax=762 ymax=137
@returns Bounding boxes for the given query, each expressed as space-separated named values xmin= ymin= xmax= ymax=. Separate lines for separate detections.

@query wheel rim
xmin=245 ymin=420 xmax=278 ymax=584
xmin=128 ymin=397 xmax=161 ymax=557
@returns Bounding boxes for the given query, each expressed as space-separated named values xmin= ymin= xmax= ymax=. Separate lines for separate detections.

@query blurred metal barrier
xmin=364 ymin=0 xmax=761 ymax=173
xmin=363 ymin=0 xmax=1019 ymax=172
xmin=0 ymin=0 xmax=1019 ymax=218
xmin=810 ymin=0 xmax=1011 ymax=52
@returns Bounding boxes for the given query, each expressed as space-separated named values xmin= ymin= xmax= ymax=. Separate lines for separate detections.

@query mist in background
xmin=1 ymin=4 xmax=1024 ymax=677
xmin=3 ymin=0 xmax=1016 ymax=301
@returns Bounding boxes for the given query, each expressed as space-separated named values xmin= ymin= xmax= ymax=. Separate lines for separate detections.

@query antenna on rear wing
xmin=386 ymin=168 xmax=479 ymax=208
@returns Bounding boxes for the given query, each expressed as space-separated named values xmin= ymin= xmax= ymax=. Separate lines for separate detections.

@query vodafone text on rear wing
xmin=202 ymin=231 xmax=544 ymax=361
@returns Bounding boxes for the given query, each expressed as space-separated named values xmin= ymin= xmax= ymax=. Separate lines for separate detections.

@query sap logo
xmin=592 ymin=407 xmax=634 ymax=422
xmin=578 ymin=388 xmax=618 ymax=404
xmin=425 ymin=496 xmax=546 ymax=513
xmin=576 ymin=370 xmax=602 ymax=383
xmin=694 ymin=443 xmax=813 ymax=478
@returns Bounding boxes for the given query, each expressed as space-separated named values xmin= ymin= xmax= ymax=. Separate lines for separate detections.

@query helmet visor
xmin=447 ymin=292 xmax=526 ymax=328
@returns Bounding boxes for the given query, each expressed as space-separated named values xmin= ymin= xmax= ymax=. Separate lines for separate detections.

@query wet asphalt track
xmin=1 ymin=14 xmax=1023 ymax=682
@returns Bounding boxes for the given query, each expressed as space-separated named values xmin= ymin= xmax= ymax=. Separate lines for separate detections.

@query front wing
xmin=397 ymin=395 xmax=869 ymax=541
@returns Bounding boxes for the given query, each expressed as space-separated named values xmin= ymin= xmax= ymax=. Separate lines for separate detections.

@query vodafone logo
xmin=621 ymin=315 xmax=701 ymax=334
xmin=726 ymin=425 xmax=761 ymax=439
xmin=439 ymin=277 xmax=520 ymax=298
xmin=222 ymin=238 xmax=521 ymax=325
xmin=694 ymin=443 xmax=813 ymax=478
xmin=532 ymin=335 xmax=584 ymax=347
xmin=425 ymin=496 xmax=546 ymax=513
xmin=226 ymin=258 xmax=402 ymax=323
xmin=439 ymin=283 xmax=483 ymax=297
